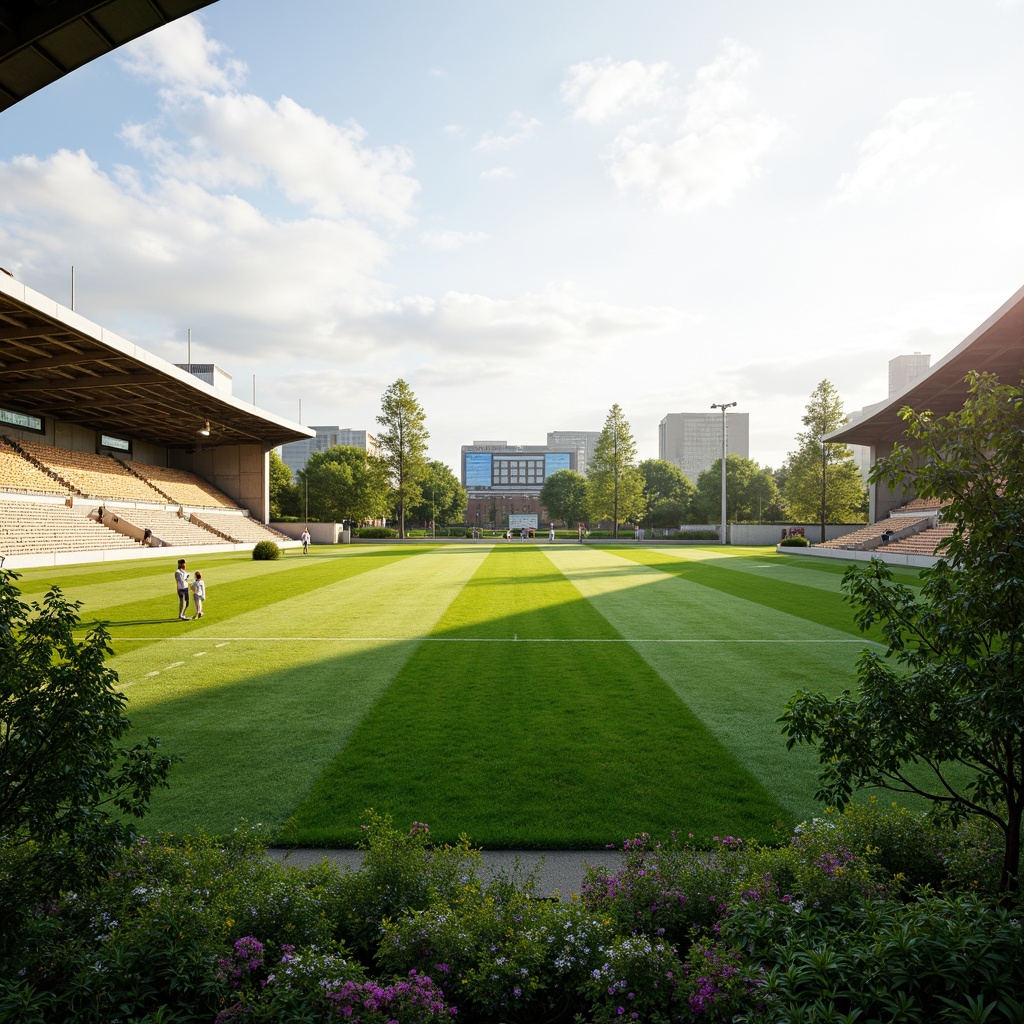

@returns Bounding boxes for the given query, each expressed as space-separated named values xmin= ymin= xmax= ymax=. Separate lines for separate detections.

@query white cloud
xmin=567 ymin=40 xmax=783 ymax=214
xmin=832 ymin=93 xmax=973 ymax=204
xmin=124 ymin=92 xmax=419 ymax=224
xmin=118 ymin=15 xmax=246 ymax=97
xmin=343 ymin=284 xmax=692 ymax=354
xmin=476 ymin=111 xmax=540 ymax=151
xmin=419 ymin=229 xmax=488 ymax=251
xmin=481 ymin=166 xmax=514 ymax=180
xmin=561 ymin=57 xmax=673 ymax=124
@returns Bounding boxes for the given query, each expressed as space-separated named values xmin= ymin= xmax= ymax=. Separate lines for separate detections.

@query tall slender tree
xmin=587 ymin=404 xmax=645 ymax=538
xmin=376 ymin=379 xmax=429 ymax=539
xmin=784 ymin=380 xmax=866 ymax=541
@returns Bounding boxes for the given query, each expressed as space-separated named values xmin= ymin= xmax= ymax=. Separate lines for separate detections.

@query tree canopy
xmin=691 ymin=456 xmax=784 ymax=524
xmin=639 ymin=458 xmax=694 ymax=524
xmin=784 ymin=380 xmax=867 ymax=540
xmin=408 ymin=460 xmax=468 ymax=530
xmin=781 ymin=372 xmax=1024 ymax=893
xmin=540 ymin=468 xmax=591 ymax=527
xmin=299 ymin=445 xmax=390 ymax=524
xmin=376 ymin=379 xmax=430 ymax=538
xmin=587 ymin=404 xmax=645 ymax=537
xmin=269 ymin=448 xmax=300 ymax=520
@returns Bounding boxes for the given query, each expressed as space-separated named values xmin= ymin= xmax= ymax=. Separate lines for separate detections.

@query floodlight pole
xmin=711 ymin=402 xmax=737 ymax=545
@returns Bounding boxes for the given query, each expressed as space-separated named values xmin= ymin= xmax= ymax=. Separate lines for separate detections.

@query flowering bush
xmin=580 ymin=833 xmax=748 ymax=949
xmin=332 ymin=811 xmax=485 ymax=959
xmin=0 ymin=806 xmax=1019 ymax=1024
xmin=581 ymin=935 xmax=684 ymax=1022
xmin=380 ymin=886 xmax=615 ymax=1021
xmin=214 ymin=937 xmax=455 ymax=1024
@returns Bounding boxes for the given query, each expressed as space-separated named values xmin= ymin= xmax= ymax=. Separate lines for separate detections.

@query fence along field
xmin=23 ymin=544 xmax=907 ymax=848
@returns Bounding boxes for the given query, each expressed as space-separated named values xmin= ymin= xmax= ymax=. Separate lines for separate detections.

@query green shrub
xmin=779 ymin=535 xmax=810 ymax=547
xmin=356 ymin=528 xmax=398 ymax=539
xmin=724 ymin=889 xmax=1024 ymax=1022
xmin=251 ymin=540 xmax=281 ymax=560
xmin=332 ymin=812 xmax=483 ymax=959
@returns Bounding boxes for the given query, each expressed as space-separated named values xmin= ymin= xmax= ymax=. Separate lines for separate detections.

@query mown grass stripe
xmin=117 ymin=546 xmax=491 ymax=835
xmin=283 ymin=545 xmax=790 ymax=849
xmin=544 ymin=545 xmax=867 ymax=820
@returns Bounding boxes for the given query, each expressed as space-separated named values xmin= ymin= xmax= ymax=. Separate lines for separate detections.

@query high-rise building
xmin=658 ymin=412 xmax=749 ymax=485
xmin=280 ymin=426 xmax=379 ymax=479
xmin=888 ymin=352 xmax=931 ymax=397
xmin=546 ymin=430 xmax=601 ymax=476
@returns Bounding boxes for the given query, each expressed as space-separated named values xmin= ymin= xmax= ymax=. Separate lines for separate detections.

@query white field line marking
xmin=113 ymin=636 xmax=875 ymax=645
xmin=164 ymin=661 xmax=185 ymax=669
xmin=193 ymin=651 xmax=207 ymax=657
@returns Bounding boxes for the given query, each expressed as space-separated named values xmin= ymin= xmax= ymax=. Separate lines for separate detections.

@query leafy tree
xmin=299 ymin=445 xmax=390 ymax=524
xmin=540 ymin=468 xmax=591 ymax=527
xmin=781 ymin=372 xmax=1024 ymax=893
xmin=587 ymin=404 xmax=645 ymax=537
xmin=0 ymin=572 xmax=175 ymax=906
xmin=376 ymin=379 xmax=430 ymax=538
xmin=649 ymin=498 xmax=686 ymax=530
xmin=408 ymin=460 xmax=468 ymax=530
xmin=269 ymin=448 xmax=300 ymax=519
xmin=639 ymin=458 xmax=694 ymax=523
xmin=691 ymin=456 xmax=784 ymax=524
xmin=784 ymin=380 xmax=867 ymax=541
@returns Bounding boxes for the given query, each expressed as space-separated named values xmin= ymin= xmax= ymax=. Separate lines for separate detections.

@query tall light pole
xmin=711 ymin=402 xmax=737 ymax=545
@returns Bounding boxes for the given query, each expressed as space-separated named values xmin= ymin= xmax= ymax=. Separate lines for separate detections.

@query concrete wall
xmin=173 ymin=444 xmax=269 ymax=522
xmin=271 ymin=522 xmax=342 ymax=544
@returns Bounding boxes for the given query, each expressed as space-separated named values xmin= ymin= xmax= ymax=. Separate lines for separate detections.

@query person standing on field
xmin=175 ymin=559 xmax=190 ymax=620
xmin=301 ymin=527 xmax=310 ymax=554
xmin=190 ymin=571 xmax=206 ymax=619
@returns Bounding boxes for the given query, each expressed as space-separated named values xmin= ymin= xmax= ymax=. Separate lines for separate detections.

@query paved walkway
xmin=266 ymin=848 xmax=625 ymax=899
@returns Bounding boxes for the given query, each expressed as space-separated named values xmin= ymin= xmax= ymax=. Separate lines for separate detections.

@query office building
xmin=461 ymin=441 xmax=578 ymax=528
xmin=888 ymin=352 xmax=931 ymax=397
xmin=280 ymin=426 xmax=379 ymax=479
xmin=546 ymin=430 xmax=601 ymax=476
xmin=658 ymin=412 xmax=749 ymax=485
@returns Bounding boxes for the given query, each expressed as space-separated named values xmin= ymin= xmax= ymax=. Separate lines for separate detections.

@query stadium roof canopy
xmin=0 ymin=273 xmax=312 ymax=450
xmin=0 ymin=0 xmax=218 ymax=113
xmin=829 ymin=283 xmax=1024 ymax=450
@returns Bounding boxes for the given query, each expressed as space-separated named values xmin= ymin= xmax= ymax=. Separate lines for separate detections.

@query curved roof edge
xmin=0 ymin=271 xmax=313 ymax=450
xmin=0 ymin=0 xmax=220 ymax=114
xmin=829 ymin=283 xmax=1024 ymax=449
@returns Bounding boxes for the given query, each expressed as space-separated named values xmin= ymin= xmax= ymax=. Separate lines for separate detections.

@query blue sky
xmin=2 ymin=0 xmax=1024 ymax=472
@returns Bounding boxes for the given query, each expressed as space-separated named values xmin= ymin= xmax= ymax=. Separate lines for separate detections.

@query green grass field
xmin=18 ymin=543 xmax=921 ymax=849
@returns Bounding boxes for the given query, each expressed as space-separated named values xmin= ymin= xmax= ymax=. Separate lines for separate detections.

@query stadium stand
xmin=882 ymin=522 xmax=956 ymax=556
xmin=106 ymin=508 xmax=230 ymax=548
xmin=18 ymin=440 xmax=167 ymax=502
xmin=816 ymin=516 xmax=932 ymax=551
xmin=0 ymin=437 xmax=69 ymax=496
xmin=0 ymin=501 xmax=140 ymax=557
xmin=124 ymin=461 xmax=241 ymax=509
xmin=190 ymin=511 xmax=289 ymax=544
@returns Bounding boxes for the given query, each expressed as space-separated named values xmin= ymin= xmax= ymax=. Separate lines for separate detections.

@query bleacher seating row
xmin=0 ymin=501 xmax=140 ymax=556
xmin=0 ymin=437 xmax=288 ymax=559
xmin=814 ymin=494 xmax=954 ymax=557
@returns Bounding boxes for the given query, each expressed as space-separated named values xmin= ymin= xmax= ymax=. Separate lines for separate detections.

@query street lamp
xmin=711 ymin=402 xmax=737 ymax=546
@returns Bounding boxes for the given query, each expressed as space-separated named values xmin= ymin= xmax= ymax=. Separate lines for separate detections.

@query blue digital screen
xmin=465 ymin=452 xmax=493 ymax=487
xmin=544 ymin=453 xmax=571 ymax=478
